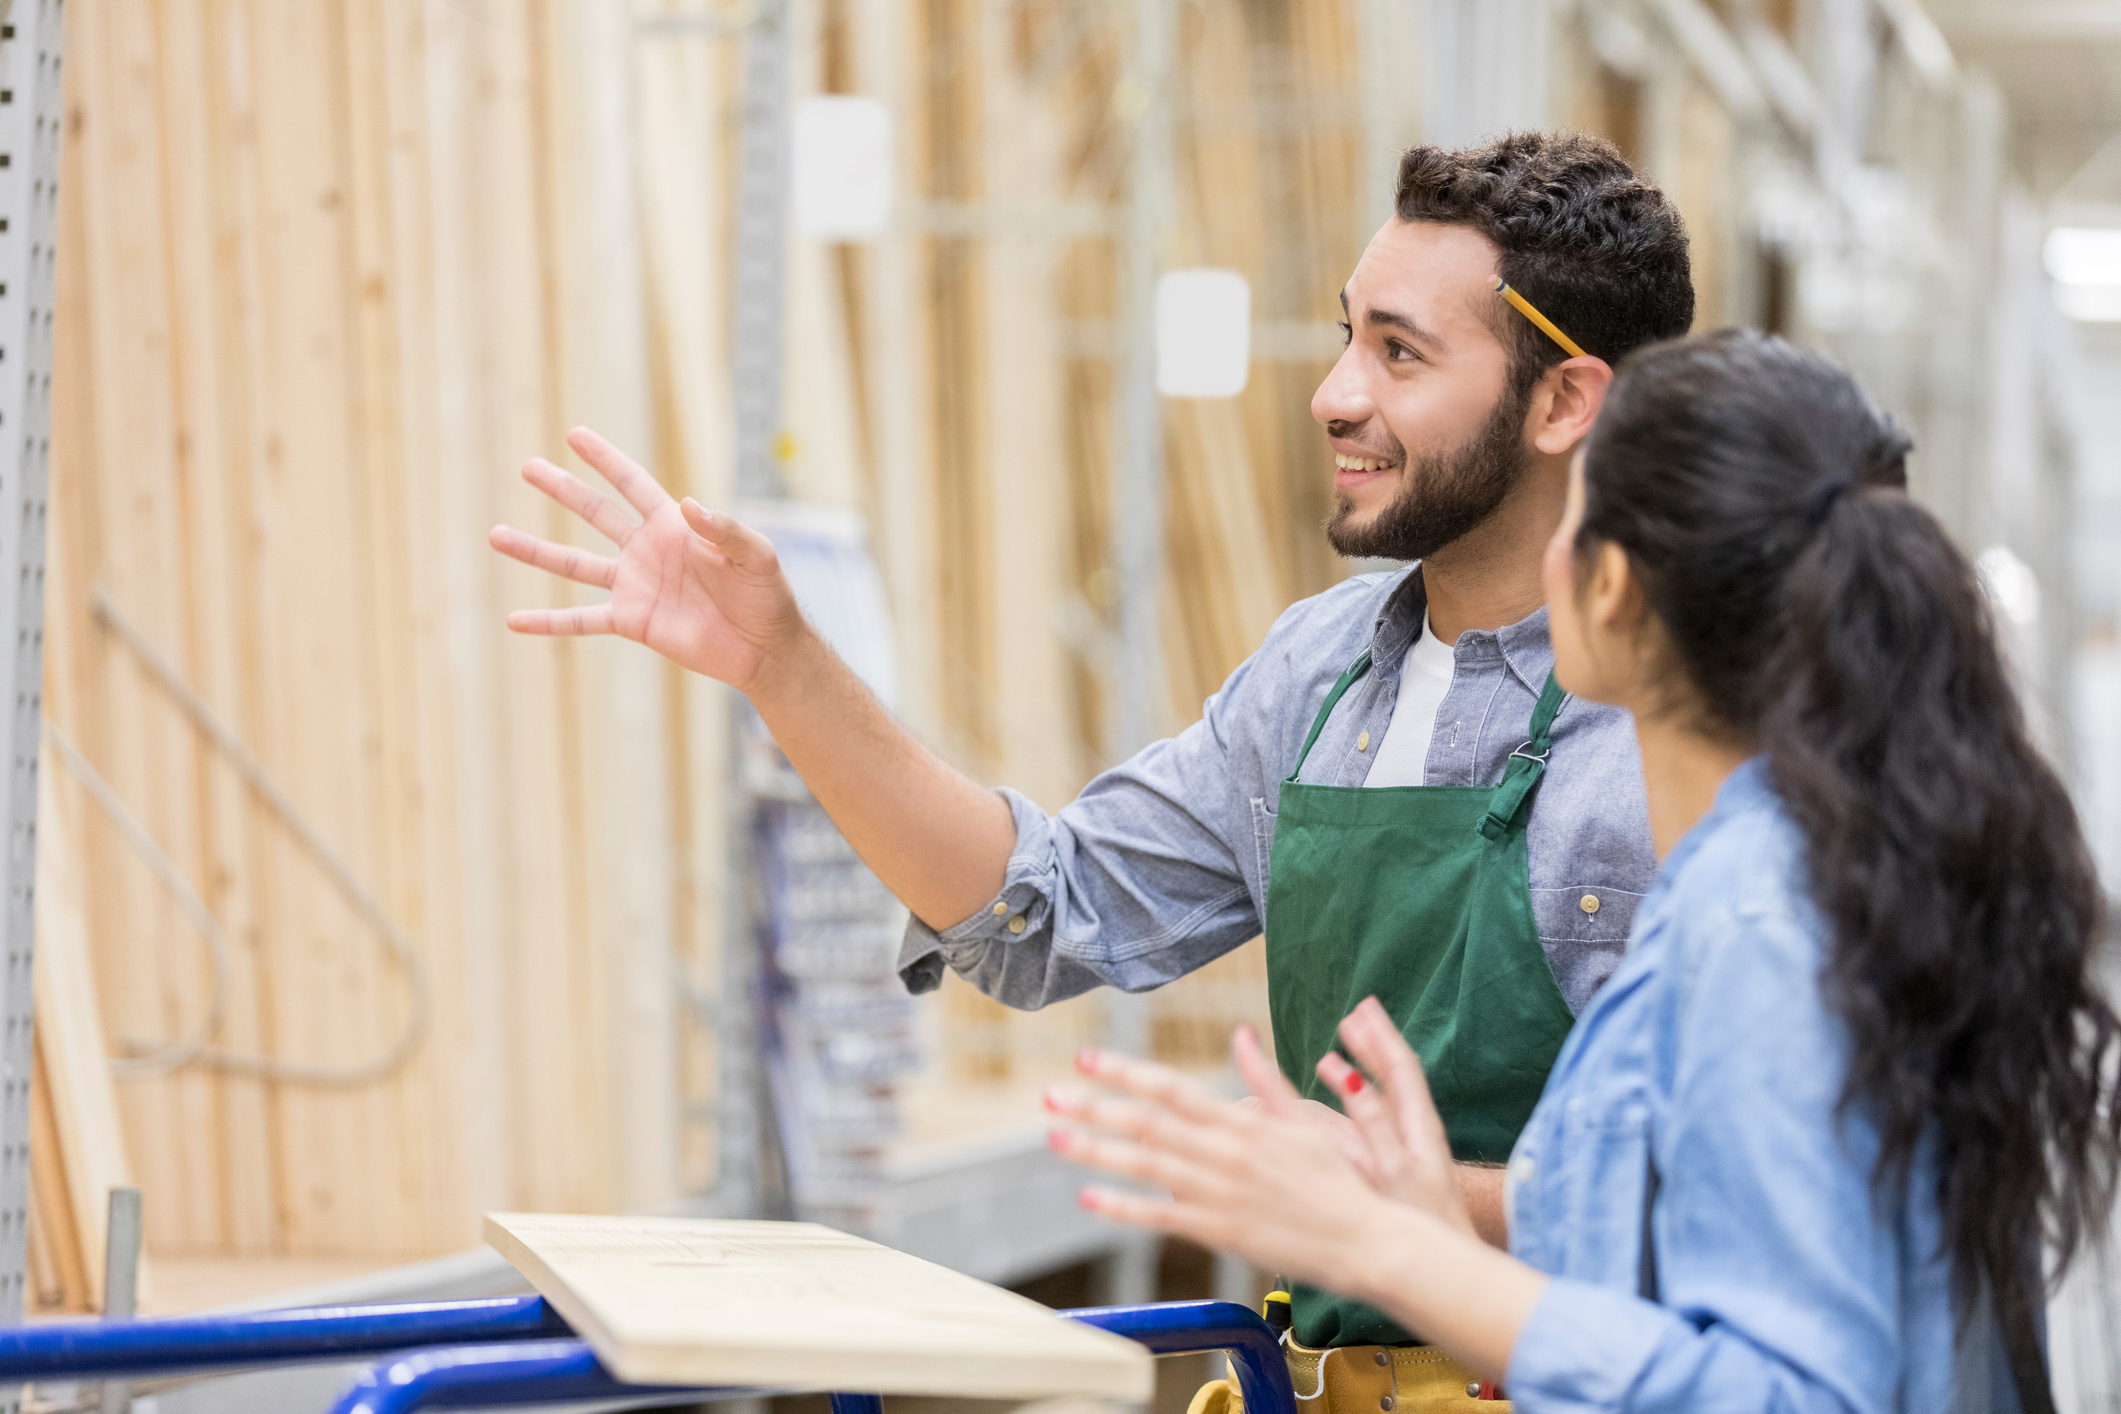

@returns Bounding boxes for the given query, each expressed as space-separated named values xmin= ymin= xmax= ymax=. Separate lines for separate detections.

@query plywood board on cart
xmin=483 ymin=1212 xmax=1152 ymax=1400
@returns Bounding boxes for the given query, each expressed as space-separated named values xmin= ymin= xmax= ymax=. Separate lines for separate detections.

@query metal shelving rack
xmin=0 ymin=3 xmax=64 ymax=1395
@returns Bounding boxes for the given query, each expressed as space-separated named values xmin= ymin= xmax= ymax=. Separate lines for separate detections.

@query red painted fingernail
xmin=1077 ymin=1189 xmax=1099 ymax=1211
xmin=1345 ymin=1072 xmax=1364 ymax=1094
xmin=1047 ymin=1127 xmax=1070 ymax=1152
xmin=1076 ymin=1048 xmax=1099 ymax=1074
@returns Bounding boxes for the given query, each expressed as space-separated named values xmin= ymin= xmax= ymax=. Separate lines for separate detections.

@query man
xmin=491 ymin=132 xmax=1693 ymax=1406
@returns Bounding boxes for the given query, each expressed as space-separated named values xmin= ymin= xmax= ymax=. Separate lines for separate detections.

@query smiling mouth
xmin=1335 ymin=453 xmax=1399 ymax=473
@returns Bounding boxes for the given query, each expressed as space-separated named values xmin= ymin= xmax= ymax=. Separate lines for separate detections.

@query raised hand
xmin=489 ymin=427 xmax=805 ymax=691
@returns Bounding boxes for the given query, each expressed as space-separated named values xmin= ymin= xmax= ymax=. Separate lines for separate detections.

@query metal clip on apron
xmin=1260 ymin=650 xmax=1576 ymax=1401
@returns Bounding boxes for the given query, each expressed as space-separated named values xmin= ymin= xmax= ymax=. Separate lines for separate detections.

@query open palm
xmin=488 ymin=427 xmax=801 ymax=689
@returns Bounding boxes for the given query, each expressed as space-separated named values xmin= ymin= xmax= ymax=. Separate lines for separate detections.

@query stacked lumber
xmin=44 ymin=0 xmax=730 ymax=1268
xmin=35 ymin=0 xmax=1724 ymax=1271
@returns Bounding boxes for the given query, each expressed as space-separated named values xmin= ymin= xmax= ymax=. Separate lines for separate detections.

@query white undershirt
xmin=1363 ymin=614 xmax=1456 ymax=788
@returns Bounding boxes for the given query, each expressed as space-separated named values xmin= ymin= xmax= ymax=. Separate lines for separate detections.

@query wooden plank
xmin=415 ymin=0 xmax=517 ymax=1239
xmin=34 ymin=747 xmax=138 ymax=1304
xmin=27 ymin=1030 xmax=90 ymax=1311
xmin=238 ymin=0 xmax=385 ymax=1255
xmin=67 ymin=0 xmax=227 ymax=1256
xmin=633 ymin=0 xmax=742 ymax=1197
xmin=484 ymin=1212 xmax=1152 ymax=1399
xmin=158 ymin=0 xmax=279 ymax=1259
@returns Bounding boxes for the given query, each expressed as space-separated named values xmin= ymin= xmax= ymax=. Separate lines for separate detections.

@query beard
xmin=1325 ymin=383 xmax=1534 ymax=562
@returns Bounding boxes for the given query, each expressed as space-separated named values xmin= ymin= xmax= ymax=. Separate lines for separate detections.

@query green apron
xmin=1265 ymin=649 xmax=1578 ymax=1347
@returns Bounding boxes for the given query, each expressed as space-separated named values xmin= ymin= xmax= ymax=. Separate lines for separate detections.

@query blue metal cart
xmin=0 ymin=1296 xmax=1298 ymax=1414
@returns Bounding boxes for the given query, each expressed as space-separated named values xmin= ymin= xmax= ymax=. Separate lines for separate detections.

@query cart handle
xmin=0 ymin=1295 xmax=568 ymax=1381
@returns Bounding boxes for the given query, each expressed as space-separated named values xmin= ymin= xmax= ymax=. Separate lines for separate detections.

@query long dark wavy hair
xmin=1577 ymin=329 xmax=2119 ymax=1383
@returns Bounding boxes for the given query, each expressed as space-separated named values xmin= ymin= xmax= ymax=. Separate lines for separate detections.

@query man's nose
xmin=1311 ymin=350 xmax=1374 ymax=429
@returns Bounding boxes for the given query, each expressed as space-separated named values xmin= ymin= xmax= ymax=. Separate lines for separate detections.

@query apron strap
xmin=1476 ymin=670 xmax=1568 ymax=841
xmin=1286 ymin=650 xmax=1374 ymax=783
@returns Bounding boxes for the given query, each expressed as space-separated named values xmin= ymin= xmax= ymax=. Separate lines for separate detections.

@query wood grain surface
xmin=484 ymin=1212 xmax=1153 ymax=1399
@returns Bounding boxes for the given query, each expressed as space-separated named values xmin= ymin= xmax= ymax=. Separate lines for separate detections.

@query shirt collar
xmin=1367 ymin=567 xmax=1427 ymax=677
xmin=1365 ymin=563 xmax=1554 ymax=697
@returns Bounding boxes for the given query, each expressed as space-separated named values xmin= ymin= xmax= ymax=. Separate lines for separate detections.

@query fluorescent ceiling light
xmin=2054 ymin=284 xmax=2121 ymax=322
xmin=2044 ymin=227 xmax=2121 ymax=287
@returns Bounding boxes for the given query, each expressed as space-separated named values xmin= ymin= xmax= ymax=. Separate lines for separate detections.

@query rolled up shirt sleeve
xmin=896 ymin=624 xmax=1297 ymax=1011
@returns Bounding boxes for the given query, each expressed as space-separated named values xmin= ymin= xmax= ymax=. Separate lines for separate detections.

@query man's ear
xmin=1531 ymin=356 xmax=1614 ymax=456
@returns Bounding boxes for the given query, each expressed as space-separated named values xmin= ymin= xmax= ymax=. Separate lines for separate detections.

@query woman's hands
xmin=1043 ymin=1033 xmax=1390 ymax=1290
xmin=1043 ymin=997 xmax=1477 ymax=1286
xmin=1048 ymin=1000 xmax=1544 ymax=1383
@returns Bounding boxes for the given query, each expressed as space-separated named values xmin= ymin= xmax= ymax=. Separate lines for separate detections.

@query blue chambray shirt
xmin=897 ymin=566 xmax=1656 ymax=1016
xmin=1503 ymin=759 xmax=2021 ymax=1412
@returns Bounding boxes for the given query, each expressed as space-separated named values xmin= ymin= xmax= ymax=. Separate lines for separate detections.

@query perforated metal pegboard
xmin=0 ymin=0 xmax=64 ymax=1350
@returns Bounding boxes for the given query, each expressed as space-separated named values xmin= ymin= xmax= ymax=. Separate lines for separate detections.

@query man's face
xmin=1311 ymin=219 xmax=1530 ymax=560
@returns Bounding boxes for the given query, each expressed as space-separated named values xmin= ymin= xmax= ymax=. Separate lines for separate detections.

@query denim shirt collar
xmin=1366 ymin=563 xmax=1556 ymax=698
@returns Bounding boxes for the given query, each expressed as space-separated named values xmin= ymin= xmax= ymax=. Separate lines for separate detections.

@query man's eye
xmin=1337 ymin=320 xmax=1352 ymax=347
xmin=1387 ymin=340 xmax=1417 ymax=362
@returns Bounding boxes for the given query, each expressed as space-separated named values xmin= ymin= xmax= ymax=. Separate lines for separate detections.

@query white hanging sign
xmin=792 ymin=96 xmax=894 ymax=241
xmin=1155 ymin=269 xmax=1251 ymax=398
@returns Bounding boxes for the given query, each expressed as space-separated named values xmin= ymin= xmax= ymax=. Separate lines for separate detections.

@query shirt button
xmin=992 ymin=902 xmax=1009 ymax=916
xmin=1373 ymin=1352 xmax=1389 ymax=1367
xmin=1379 ymin=1399 xmax=1394 ymax=1411
xmin=1007 ymin=916 xmax=1027 ymax=934
xmin=1357 ymin=730 xmax=1370 ymax=752
xmin=1579 ymin=893 xmax=1600 ymax=915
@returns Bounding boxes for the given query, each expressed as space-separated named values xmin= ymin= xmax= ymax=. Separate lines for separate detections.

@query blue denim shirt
xmin=1503 ymin=759 xmax=2021 ymax=1412
xmin=896 ymin=567 xmax=1657 ymax=1015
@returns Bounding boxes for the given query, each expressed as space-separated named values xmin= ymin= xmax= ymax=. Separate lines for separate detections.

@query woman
xmin=1045 ymin=331 xmax=2119 ymax=1410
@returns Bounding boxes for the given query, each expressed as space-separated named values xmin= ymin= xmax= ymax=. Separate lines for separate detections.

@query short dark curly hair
xmin=1396 ymin=132 xmax=1695 ymax=395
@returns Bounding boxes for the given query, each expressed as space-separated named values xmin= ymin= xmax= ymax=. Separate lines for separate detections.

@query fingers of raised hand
xmin=1076 ymin=1187 xmax=1214 ymax=1243
xmin=1287 ymin=1096 xmax=1377 ymax=1177
xmin=1048 ymin=1124 xmax=1214 ymax=1197
xmin=682 ymin=499 xmax=778 ymax=571
xmin=567 ymin=427 xmax=675 ymax=517
xmin=1047 ymin=1084 xmax=1246 ymax=1179
xmin=1233 ymin=1024 xmax=1305 ymax=1117
xmin=1341 ymin=999 xmax=1451 ymax=1156
xmin=505 ymin=605 xmax=616 ymax=637
xmin=1316 ymin=1053 xmax=1415 ymax=1185
xmin=1043 ymin=1084 xmax=1156 ymax=1143
xmin=1075 ymin=1047 xmax=1232 ymax=1126
xmin=489 ymin=525 xmax=618 ymax=589
xmin=521 ymin=458 xmax=638 ymax=546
